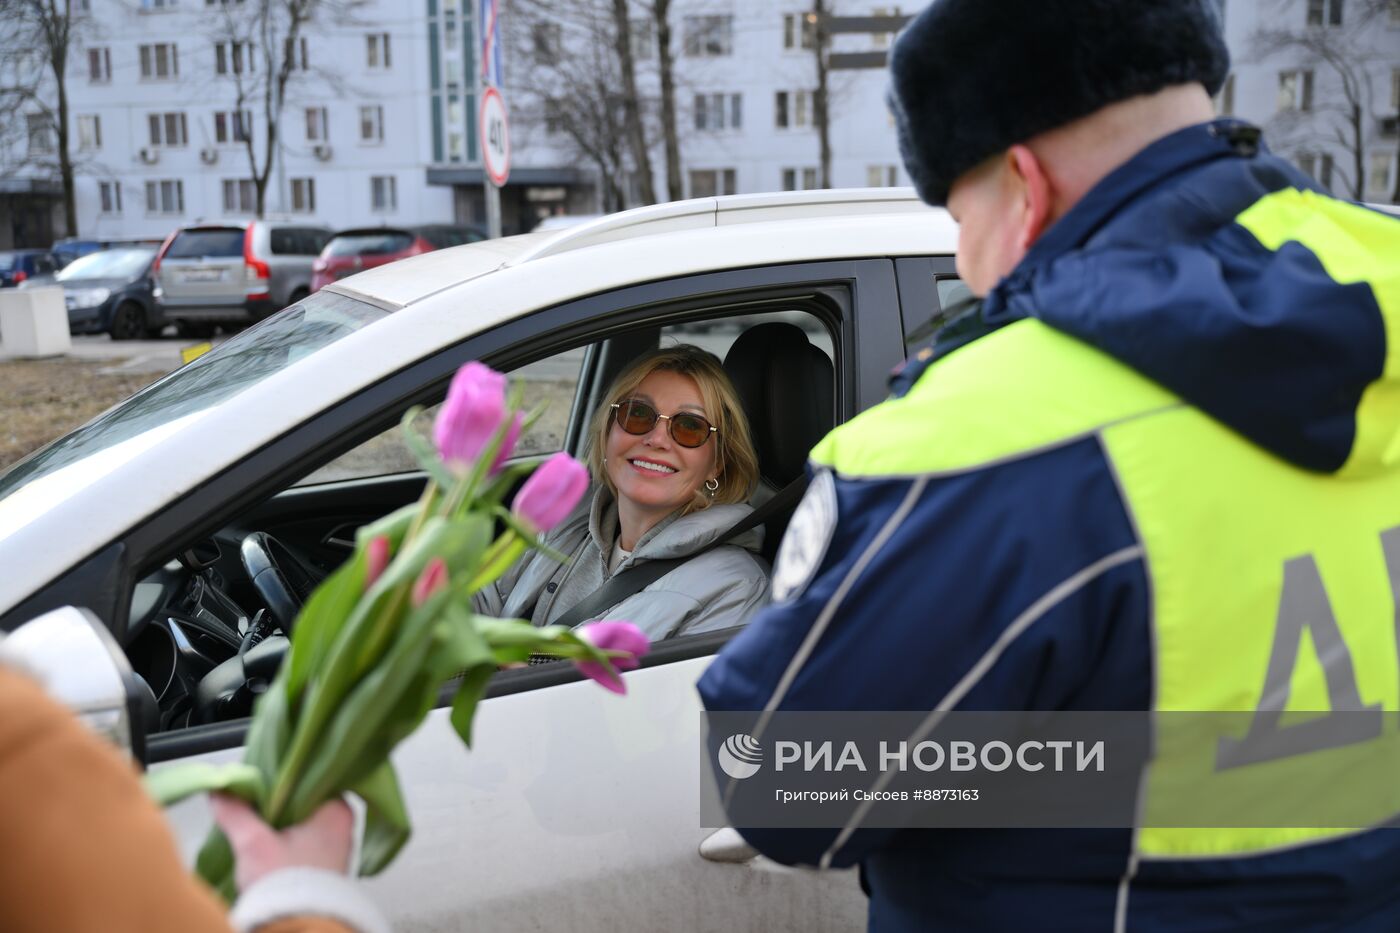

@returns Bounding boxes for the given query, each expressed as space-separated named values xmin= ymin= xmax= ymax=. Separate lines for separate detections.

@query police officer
xmin=699 ymin=0 xmax=1400 ymax=929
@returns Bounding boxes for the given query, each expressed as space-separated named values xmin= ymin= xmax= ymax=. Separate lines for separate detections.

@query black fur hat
xmin=888 ymin=0 xmax=1230 ymax=206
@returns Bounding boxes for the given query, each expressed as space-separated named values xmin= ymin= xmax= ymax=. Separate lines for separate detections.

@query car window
xmin=166 ymin=229 xmax=245 ymax=259
xmin=294 ymin=346 xmax=587 ymax=486
xmin=0 ymin=291 xmax=387 ymax=504
xmin=33 ymin=255 xmax=57 ymax=274
xmin=663 ymin=308 xmax=833 ymax=364
xmin=326 ymin=232 xmax=414 ymax=257
xmin=0 ymin=253 xmax=14 ymax=271
xmin=271 ymin=228 xmax=327 ymax=256
xmin=56 ymin=248 xmax=155 ymax=281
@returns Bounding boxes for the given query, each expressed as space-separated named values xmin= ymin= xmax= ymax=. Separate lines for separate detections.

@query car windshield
xmin=165 ymin=229 xmax=245 ymax=259
xmin=325 ymin=232 xmax=414 ymax=257
xmin=56 ymin=248 xmax=155 ymax=281
xmin=0 ymin=290 xmax=388 ymax=504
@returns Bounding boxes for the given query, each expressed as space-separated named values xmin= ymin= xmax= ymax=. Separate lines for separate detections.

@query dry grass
xmin=0 ymin=358 xmax=159 ymax=470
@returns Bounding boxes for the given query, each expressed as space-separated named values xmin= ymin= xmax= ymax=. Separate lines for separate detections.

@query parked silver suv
xmin=154 ymin=220 xmax=331 ymax=337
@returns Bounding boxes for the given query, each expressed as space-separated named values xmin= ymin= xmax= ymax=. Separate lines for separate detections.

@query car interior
xmin=119 ymin=302 xmax=840 ymax=740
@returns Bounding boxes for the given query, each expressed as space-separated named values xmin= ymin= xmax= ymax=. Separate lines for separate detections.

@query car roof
xmin=324 ymin=188 xmax=956 ymax=311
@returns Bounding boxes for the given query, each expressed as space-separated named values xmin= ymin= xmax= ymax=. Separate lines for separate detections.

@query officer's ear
xmin=1006 ymin=144 xmax=1053 ymax=253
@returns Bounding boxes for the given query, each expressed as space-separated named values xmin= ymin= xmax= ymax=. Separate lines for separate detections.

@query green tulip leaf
xmin=356 ymin=501 xmax=419 ymax=550
xmin=402 ymin=408 xmax=461 ymax=489
xmin=449 ymin=663 xmax=496 ymax=748
xmin=144 ymin=761 xmax=265 ymax=808
xmin=195 ymin=825 xmax=237 ymax=903
xmin=285 ymin=548 xmax=367 ymax=703
xmin=352 ymin=762 xmax=411 ymax=877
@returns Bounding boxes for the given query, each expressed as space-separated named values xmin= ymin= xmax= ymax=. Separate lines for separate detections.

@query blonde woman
xmin=474 ymin=345 xmax=768 ymax=640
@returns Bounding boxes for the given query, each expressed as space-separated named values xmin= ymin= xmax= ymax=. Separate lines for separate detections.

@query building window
xmin=215 ymin=40 xmax=254 ymax=75
xmin=291 ymin=177 xmax=315 ymax=213
xmin=544 ymin=100 xmax=564 ymax=135
xmin=871 ymin=6 xmax=900 ymax=50
xmin=285 ymin=35 xmax=308 ymax=70
xmin=99 ymin=181 xmax=122 ymax=214
xmin=783 ymin=12 xmax=816 ymax=50
xmin=360 ymin=105 xmax=384 ymax=142
xmin=222 ymin=178 xmax=257 ymax=213
xmin=532 ymin=22 xmax=562 ymax=64
xmin=1369 ymin=151 xmax=1395 ymax=196
xmin=366 ymin=32 xmax=391 ymax=68
xmin=782 ymin=167 xmax=819 ymax=190
xmin=139 ymin=43 xmax=179 ymax=79
xmin=866 ymin=165 xmax=898 ymax=187
xmin=1216 ymin=73 xmax=1235 ymax=116
xmin=689 ymin=168 xmax=737 ymax=198
xmin=26 ymin=114 xmax=52 ymax=153
xmin=1392 ymin=68 xmax=1400 ymax=111
xmin=1306 ymin=0 xmax=1343 ymax=25
xmin=306 ymin=106 xmax=328 ymax=141
xmin=1278 ymin=69 xmax=1314 ymax=112
xmin=371 ymin=175 xmax=397 ymax=211
xmin=1300 ymin=153 xmax=1336 ymax=188
xmin=214 ymin=110 xmax=251 ymax=144
xmin=87 ymin=47 xmax=111 ymax=82
xmin=1391 ymin=0 xmax=1400 ymax=24
xmin=142 ymin=0 xmax=177 ymax=8
xmin=683 ymin=15 xmax=733 ymax=56
xmin=77 ymin=114 xmax=102 ymax=150
xmin=145 ymin=179 xmax=184 ymax=213
xmin=694 ymin=92 xmax=742 ymax=130
xmin=148 ymin=111 xmax=189 ymax=147
xmin=631 ymin=18 xmax=654 ymax=58
xmin=775 ymin=90 xmax=811 ymax=128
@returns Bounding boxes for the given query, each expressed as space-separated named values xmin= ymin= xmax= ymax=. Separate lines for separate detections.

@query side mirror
xmin=0 ymin=606 xmax=151 ymax=763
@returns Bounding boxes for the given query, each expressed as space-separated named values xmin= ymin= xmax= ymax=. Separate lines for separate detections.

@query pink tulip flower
xmin=411 ymin=558 xmax=449 ymax=607
xmin=511 ymin=452 xmax=589 ymax=534
xmin=434 ymin=362 xmax=508 ymax=473
xmin=365 ymin=536 xmax=391 ymax=589
xmin=574 ymin=621 xmax=650 ymax=695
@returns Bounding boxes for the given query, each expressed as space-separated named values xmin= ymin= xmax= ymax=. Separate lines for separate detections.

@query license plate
xmin=182 ymin=269 xmax=224 ymax=282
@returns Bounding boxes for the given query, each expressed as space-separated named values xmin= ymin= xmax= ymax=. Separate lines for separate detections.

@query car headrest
xmin=723 ymin=322 xmax=834 ymax=487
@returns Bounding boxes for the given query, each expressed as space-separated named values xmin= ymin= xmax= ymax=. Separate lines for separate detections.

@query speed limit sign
xmin=479 ymin=87 xmax=510 ymax=188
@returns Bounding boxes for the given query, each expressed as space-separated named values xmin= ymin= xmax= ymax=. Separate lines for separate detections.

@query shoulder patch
xmin=771 ymin=469 xmax=838 ymax=603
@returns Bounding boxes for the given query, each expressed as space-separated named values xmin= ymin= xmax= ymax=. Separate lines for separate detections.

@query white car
xmin=0 ymin=189 xmax=960 ymax=931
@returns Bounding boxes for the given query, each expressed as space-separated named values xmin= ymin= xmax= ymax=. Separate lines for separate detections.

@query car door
xmin=40 ymin=259 xmax=908 ymax=930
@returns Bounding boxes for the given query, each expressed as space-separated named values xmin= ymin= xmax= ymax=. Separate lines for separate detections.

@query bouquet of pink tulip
xmin=147 ymin=362 xmax=650 ymax=899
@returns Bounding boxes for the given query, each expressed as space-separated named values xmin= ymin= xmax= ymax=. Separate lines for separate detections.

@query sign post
xmin=477 ymin=0 xmax=507 ymax=239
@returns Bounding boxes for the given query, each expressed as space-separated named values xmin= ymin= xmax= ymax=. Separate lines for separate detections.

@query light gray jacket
xmin=473 ymin=486 xmax=770 ymax=641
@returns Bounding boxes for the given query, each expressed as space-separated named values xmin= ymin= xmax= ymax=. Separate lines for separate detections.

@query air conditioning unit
xmin=313 ymin=143 xmax=333 ymax=162
xmin=1381 ymin=115 xmax=1399 ymax=139
xmin=138 ymin=146 xmax=159 ymax=164
xmin=200 ymin=147 xmax=218 ymax=164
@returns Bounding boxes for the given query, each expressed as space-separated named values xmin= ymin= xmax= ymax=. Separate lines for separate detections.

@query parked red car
xmin=310 ymin=225 xmax=487 ymax=292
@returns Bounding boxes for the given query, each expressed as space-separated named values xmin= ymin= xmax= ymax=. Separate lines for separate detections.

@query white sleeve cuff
xmin=229 ymin=867 xmax=391 ymax=933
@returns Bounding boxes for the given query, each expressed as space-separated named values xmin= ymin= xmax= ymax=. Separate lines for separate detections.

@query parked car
xmin=0 ymin=249 xmax=61 ymax=288
xmin=153 ymin=220 xmax=331 ymax=337
xmin=310 ymin=224 xmax=487 ymax=293
xmin=0 ymin=189 xmax=959 ymax=932
xmin=36 ymin=246 xmax=161 ymax=339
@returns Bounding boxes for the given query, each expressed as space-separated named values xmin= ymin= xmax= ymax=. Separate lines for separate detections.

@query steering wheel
xmin=239 ymin=532 xmax=324 ymax=633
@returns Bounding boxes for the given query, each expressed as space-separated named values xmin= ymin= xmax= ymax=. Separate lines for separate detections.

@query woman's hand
xmin=209 ymin=793 xmax=355 ymax=891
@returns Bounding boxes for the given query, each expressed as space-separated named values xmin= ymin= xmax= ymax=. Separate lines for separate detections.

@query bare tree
xmin=650 ymin=0 xmax=682 ymax=201
xmin=0 ymin=0 xmax=87 ymax=235
xmin=1252 ymin=0 xmax=1396 ymax=202
xmin=508 ymin=1 xmax=643 ymax=212
xmin=812 ymin=1 xmax=832 ymax=187
xmin=206 ymin=0 xmax=365 ymax=217
xmin=611 ymin=0 xmax=656 ymax=205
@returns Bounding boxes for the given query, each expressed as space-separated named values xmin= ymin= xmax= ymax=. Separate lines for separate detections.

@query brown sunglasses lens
xmin=614 ymin=400 xmax=713 ymax=448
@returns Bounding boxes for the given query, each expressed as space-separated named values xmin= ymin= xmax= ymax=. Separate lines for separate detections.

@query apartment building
xmin=1217 ymin=0 xmax=1400 ymax=201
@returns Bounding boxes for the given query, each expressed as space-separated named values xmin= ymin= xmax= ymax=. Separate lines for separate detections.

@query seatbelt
xmin=547 ymin=473 xmax=810 ymax=630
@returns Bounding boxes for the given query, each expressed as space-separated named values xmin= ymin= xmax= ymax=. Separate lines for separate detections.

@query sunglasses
xmin=610 ymin=398 xmax=717 ymax=448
